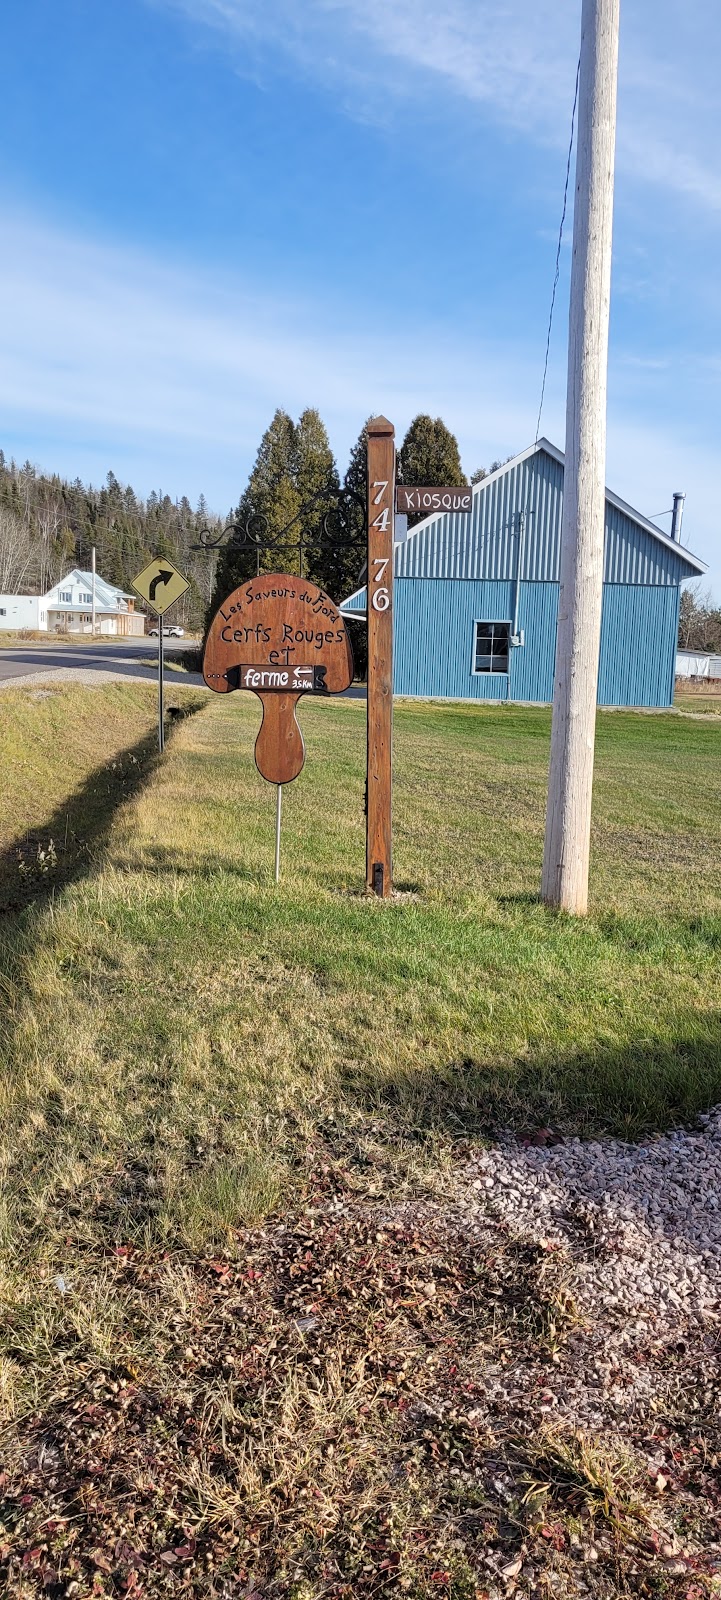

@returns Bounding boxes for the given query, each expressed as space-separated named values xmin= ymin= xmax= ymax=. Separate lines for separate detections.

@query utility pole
xmin=91 ymin=545 xmax=97 ymax=637
xmin=541 ymin=0 xmax=620 ymax=914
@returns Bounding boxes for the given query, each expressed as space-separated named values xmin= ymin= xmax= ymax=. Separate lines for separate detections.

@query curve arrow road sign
xmin=132 ymin=557 xmax=190 ymax=616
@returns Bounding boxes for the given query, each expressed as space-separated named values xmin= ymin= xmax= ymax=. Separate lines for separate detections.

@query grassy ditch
xmin=2 ymin=691 xmax=721 ymax=1595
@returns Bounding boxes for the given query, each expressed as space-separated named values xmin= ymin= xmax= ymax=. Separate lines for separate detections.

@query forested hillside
xmin=1 ymin=410 xmax=491 ymax=638
xmin=0 ymin=452 xmax=223 ymax=631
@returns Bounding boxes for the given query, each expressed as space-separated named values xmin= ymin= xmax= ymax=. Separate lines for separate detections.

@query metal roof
xmin=402 ymin=439 xmax=706 ymax=575
xmin=342 ymin=438 xmax=705 ymax=609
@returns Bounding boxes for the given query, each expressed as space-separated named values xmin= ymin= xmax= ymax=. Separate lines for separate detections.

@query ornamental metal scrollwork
xmin=193 ymin=482 xmax=366 ymax=577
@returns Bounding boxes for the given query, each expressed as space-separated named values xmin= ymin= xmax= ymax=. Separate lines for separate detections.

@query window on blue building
xmin=474 ymin=621 xmax=510 ymax=674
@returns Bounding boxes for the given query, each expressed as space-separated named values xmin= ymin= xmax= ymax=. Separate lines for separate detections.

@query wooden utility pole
xmin=366 ymin=416 xmax=395 ymax=896
xmin=541 ymin=0 xmax=620 ymax=914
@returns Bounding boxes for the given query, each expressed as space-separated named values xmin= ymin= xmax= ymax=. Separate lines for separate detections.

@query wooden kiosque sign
xmin=395 ymin=485 xmax=472 ymax=515
xmin=203 ymin=573 xmax=354 ymax=784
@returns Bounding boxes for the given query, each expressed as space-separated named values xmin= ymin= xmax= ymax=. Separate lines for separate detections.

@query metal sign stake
xmin=274 ymin=783 xmax=282 ymax=882
xmin=130 ymin=556 xmax=191 ymax=758
xmin=158 ymin=624 xmax=165 ymax=753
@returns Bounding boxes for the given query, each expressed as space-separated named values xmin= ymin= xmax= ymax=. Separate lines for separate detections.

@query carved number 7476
xmin=370 ymin=485 xmax=392 ymax=613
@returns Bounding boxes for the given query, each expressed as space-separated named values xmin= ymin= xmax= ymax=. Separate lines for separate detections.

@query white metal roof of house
xmin=44 ymin=568 xmax=134 ymax=612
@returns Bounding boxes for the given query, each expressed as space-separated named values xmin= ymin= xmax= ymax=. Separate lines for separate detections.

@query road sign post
xmin=158 ymin=624 xmax=165 ymax=753
xmin=366 ymin=417 xmax=395 ymax=898
xmin=131 ymin=557 xmax=190 ymax=753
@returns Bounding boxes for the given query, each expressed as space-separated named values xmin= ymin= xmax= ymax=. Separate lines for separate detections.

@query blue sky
xmin=1 ymin=0 xmax=719 ymax=586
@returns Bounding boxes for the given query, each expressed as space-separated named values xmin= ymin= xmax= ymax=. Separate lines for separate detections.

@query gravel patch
xmin=459 ymin=1108 xmax=721 ymax=1339
xmin=5 ymin=1121 xmax=721 ymax=1595
xmin=0 ymin=667 xmax=208 ymax=691
xmin=0 ymin=667 xmax=153 ymax=691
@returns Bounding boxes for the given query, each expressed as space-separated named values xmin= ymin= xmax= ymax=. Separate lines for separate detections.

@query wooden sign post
xmin=366 ymin=417 xmax=395 ymax=897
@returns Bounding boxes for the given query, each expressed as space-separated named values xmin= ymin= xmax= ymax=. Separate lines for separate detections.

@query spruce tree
xmin=333 ymin=417 xmax=374 ymax=677
xmin=398 ymin=415 xmax=467 ymax=525
xmin=398 ymin=414 xmax=466 ymax=486
xmin=298 ymin=414 xmax=368 ymax=604
xmin=208 ymin=409 xmax=299 ymax=621
xmin=295 ymin=407 xmax=346 ymax=596
xmin=343 ymin=418 xmax=370 ymax=507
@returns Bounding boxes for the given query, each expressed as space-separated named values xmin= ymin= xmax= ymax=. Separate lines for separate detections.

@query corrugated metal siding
xmin=393 ymin=580 xmax=514 ymax=700
xmin=602 ymin=505 xmax=690 ymax=585
xmin=394 ymin=448 xmax=694 ymax=587
xmin=598 ymin=585 xmax=679 ymax=707
xmin=342 ymin=588 xmax=367 ymax=611
xmin=392 ymin=579 xmax=679 ymax=707
xmin=511 ymin=585 xmax=558 ymax=702
xmin=395 ymin=457 xmax=539 ymax=581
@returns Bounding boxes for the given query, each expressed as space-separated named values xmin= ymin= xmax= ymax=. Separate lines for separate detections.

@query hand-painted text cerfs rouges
xmin=210 ymin=582 xmax=346 ymax=692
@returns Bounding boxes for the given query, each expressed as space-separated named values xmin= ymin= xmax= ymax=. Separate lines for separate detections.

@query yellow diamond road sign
xmin=132 ymin=557 xmax=190 ymax=616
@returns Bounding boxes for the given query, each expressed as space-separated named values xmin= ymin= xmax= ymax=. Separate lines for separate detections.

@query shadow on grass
xmin=0 ymin=700 xmax=208 ymax=921
xmin=137 ymin=843 xmax=265 ymax=883
xmin=340 ymin=1020 xmax=721 ymax=1147
xmin=0 ymin=728 xmax=163 ymax=917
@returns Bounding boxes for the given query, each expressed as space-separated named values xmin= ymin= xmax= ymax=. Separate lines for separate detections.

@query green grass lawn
xmin=675 ymin=680 xmax=721 ymax=714
xmin=3 ymin=685 xmax=721 ymax=1596
xmin=2 ymin=688 xmax=721 ymax=1261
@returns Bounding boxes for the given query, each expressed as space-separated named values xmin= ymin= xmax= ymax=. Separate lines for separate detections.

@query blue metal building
xmin=342 ymin=439 xmax=705 ymax=706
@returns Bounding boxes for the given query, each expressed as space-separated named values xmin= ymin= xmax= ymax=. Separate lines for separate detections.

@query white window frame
xmin=471 ymin=618 xmax=512 ymax=676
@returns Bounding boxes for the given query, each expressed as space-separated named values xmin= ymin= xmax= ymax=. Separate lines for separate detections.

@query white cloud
xmin=1 ymin=207 xmax=717 ymax=588
xmin=157 ymin=0 xmax=721 ymax=217
xmin=0 ymin=209 xmax=548 ymax=502
xmin=156 ymin=0 xmax=579 ymax=133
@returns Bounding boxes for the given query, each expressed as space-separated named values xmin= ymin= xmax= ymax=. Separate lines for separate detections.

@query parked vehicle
xmin=148 ymin=625 xmax=185 ymax=637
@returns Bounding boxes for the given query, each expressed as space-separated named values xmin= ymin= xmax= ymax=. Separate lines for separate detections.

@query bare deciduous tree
xmin=0 ymin=505 xmax=35 ymax=593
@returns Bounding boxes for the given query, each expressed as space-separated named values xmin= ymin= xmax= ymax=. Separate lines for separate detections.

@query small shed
xmin=343 ymin=439 xmax=705 ymax=707
xmin=675 ymin=649 xmax=721 ymax=681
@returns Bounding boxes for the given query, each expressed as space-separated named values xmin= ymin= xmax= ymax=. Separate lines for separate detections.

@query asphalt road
xmin=0 ymin=638 xmax=367 ymax=696
xmin=0 ymin=638 xmax=201 ymax=686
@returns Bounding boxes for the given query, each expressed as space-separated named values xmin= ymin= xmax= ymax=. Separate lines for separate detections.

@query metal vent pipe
xmin=671 ymin=492 xmax=685 ymax=542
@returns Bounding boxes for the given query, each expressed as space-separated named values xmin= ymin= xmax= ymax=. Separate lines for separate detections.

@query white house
xmin=0 ymin=569 xmax=146 ymax=635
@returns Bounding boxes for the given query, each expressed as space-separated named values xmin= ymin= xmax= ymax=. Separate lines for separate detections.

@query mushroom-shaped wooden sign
xmin=203 ymin=573 xmax=354 ymax=783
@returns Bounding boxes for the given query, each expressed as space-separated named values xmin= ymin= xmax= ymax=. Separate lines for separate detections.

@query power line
xmin=533 ymin=52 xmax=582 ymax=448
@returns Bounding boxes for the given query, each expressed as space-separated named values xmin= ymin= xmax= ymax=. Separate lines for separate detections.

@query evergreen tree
xmin=208 ymin=409 xmax=299 ymax=618
xmin=343 ymin=418 xmax=370 ymax=507
xmin=0 ymin=448 xmax=221 ymax=630
xmin=333 ymin=417 xmax=374 ymax=678
xmin=398 ymin=415 xmax=466 ymax=485
xmin=295 ymin=407 xmax=342 ymax=595
xmin=312 ymin=416 xmax=369 ymax=605
xmin=398 ymin=415 xmax=467 ymax=526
